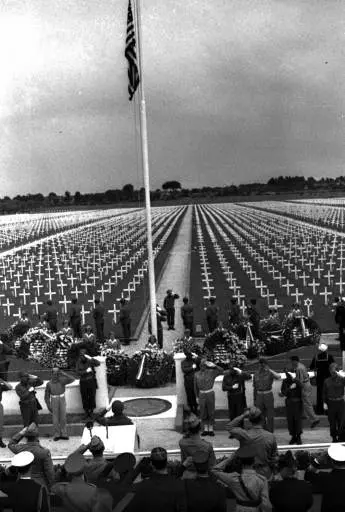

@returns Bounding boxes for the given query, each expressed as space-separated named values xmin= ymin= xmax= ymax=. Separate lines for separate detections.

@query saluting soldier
xmin=44 ymin=367 xmax=75 ymax=441
xmin=194 ymin=359 xmax=223 ymax=436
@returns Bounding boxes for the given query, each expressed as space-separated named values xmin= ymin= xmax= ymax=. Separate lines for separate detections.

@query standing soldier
xmin=163 ymin=289 xmax=180 ymax=330
xmin=76 ymin=346 xmax=100 ymax=419
xmin=181 ymin=297 xmax=194 ymax=335
xmin=119 ymin=298 xmax=131 ymax=345
xmin=281 ymin=370 xmax=303 ymax=445
xmin=323 ymin=363 xmax=345 ymax=443
xmin=148 ymin=305 xmax=167 ymax=349
xmin=222 ymin=365 xmax=251 ymax=425
xmin=246 ymin=298 xmax=260 ymax=338
xmin=0 ymin=339 xmax=13 ymax=381
xmin=0 ymin=378 xmax=13 ymax=447
xmin=93 ymin=298 xmax=105 ymax=342
xmin=194 ymin=359 xmax=223 ymax=436
xmin=44 ymin=300 xmax=58 ymax=332
xmin=44 ymin=367 xmax=75 ymax=441
xmin=182 ymin=349 xmax=199 ymax=415
xmin=69 ymin=298 xmax=82 ymax=339
xmin=15 ymin=372 xmax=44 ymax=427
xmin=310 ymin=343 xmax=334 ymax=415
xmin=291 ymin=355 xmax=320 ymax=429
xmin=334 ymin=297 xmax=345 ymax=343
xmin=253 ymin=358 xmax=281 ymax=433
xmin=229 ymin=298 xmax=241 ymax=328
xmin=205 ymin=297 xmax=219 ymax=333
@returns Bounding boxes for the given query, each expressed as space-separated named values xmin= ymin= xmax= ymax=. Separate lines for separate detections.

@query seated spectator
xmin=211 ymin=444 xmax=271 ymax=512
xmin=144 ymin=335 xmax=160 ymax=351
xmin=227 ymin=407 xmax=278 ymax=479
xmin=269 ymin=451 xmax=313 ymax=512
xmin=72 ymin=436 xmax=107 ymax=485
xmin=51 ymin=452 xmax=107 ymax=512
xmin=94 ymin=400 xmax=133 ymax=427
xmin=184 ymin=450 xmax=227 ymax=512
xmin=124 ymin=447 xmax=187 ymax=512
xmin=304 ymin=443 xmax=345 ymax=511
xmin=179 ymin=414 xmax=216 ymax=479
xmin=0 ymin=451 xmax=50 ymax=512
xmin=83 ymin=325 xmax=96 ymax=344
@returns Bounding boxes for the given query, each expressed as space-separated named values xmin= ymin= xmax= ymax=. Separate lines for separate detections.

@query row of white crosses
xmin=247 ymin=200 xmax=345 ymax=231
xmin=0 ymin=208 xmax=130 ymax=251
xmin=197 ymin=206 xmax=248 ymax=315
xmin=200 ymin=205 xmax=282 ymax=314
xmin=0 ymin=206 xmax=186 ymax=326
xmin=194 ymin=208 xmax=216 ymax=305
xmin=204 ymin=202 xmax=345 ymax=313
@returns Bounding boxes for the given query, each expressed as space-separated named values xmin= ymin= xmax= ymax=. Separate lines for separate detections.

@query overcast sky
xmin=0 ymin=0 xmax=343 ymax=196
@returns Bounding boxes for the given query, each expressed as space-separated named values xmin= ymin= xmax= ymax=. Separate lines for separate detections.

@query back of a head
xmin=278 ymin=450 xmax=297 ymax=477
xmin=183 ymin=297 xmax=189 ymax=304
xmin=150 ymin=447 xmax=168 ymax=471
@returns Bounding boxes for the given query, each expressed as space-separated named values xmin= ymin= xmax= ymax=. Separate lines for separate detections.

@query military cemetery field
xmin=0 ymin=198 xmax=344 ymax=342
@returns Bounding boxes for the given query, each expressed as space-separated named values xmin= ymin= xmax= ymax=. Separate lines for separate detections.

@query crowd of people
xmin=0 ymin=408 xmax=344 ymax=512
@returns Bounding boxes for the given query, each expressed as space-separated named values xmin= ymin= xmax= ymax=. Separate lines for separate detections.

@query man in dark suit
xmin=184 ymin=450 xmax=227 ymax=512
xmin=44 ymin=300 xmax=58 ymax=332
xmin=119 ymin=298 xmax=131 ymax=345
xmin=163 ymin=290 xmax=180 ymax=330
xmin=0 ymin=451 xmax=50 ymax=512
xmin=305 ymin=443 xmax=345 ymax=512
xmin=69 ymin=298 xmax=82 ymax=339
xmin=94 ymin=400 xmax=133 ymax=427
xmin=93 ymin=298 xmax=105 ymax=342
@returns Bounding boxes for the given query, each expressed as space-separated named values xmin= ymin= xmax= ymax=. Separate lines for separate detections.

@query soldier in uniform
xmin=51 ymin=452 xmax=105 ymax=511
xmin=76 ymin=347 xmax=100 ymax=419
xmin=253 ymin=358 xmax=281 ymax=433
xmin=246 ymin=298 xmax=261 ymax=338
xmin=205 ymin=297 xmax=219 ymax=333
xmin=95 ymin=400 xmax=133 ymax=427
xmin=73 ymin=435 xmax=108 ymax=485
xmin=69 ymin=298 xmax=82 ymax=339
xmin=310 ymin=343 xmax=334 ymax=414
xmin=222 ymin=365 xmax=251 ymax=424
xmin=3 ymin=451 xmax=50 ymax=512
xmin=8 ymin=423 xmax=55 ymax=491
xmin=194 ymin=359 xmax=223 ymax=436
xmin=119 ymin=298 xmax=131 ymax=345
xmin=181 ymin=297 xmax=194 ymax=335
xmin=182 ymin=349 xmax=199 ymax=414
xmin=229 ymin=298 xmax=241 ymax=328
xmin=163 ymin=289 xmax=180 ymax=330
xmin=323 ymin=363 xmax=345 ymax=442
xmin=93 ymin=298 xmax=105 ymax=342
xmin=44 ymin=367 xmax=75 ymax=441
xmin=280 ymin=370 xmax=303 ymax=445
xmin=44 ymin=300 xmax=58 ymax=332
xmin=15 ymin=371 xmax=43 ymax=427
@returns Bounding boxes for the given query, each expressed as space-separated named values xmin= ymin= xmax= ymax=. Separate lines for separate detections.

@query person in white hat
xmin=4 ymin=451 xmax=50 ymax=512
xmin=305 ymin=443 xmax=345 ymax=511
xmin=310 ymin=343 xmax=334 ymax=414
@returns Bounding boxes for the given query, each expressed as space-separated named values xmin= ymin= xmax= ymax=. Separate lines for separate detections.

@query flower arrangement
xmin=127 ymin=349 xmax=174 ymax=388
xmin=172 ymin=337 xmax=202 ymax=356
xmin=202 ymin=328 xmax=247 ymax=369
xmin=100 ymin=346 xmax=129 ymax=386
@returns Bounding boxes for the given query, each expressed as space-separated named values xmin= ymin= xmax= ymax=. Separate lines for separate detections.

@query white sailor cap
xmin=328 ymin=443 xmax=345 ymax=462
xmin=11 ymin=451 xmax=34 ymax=467
xmin=319 ymin=343 xmax=328 ymax=352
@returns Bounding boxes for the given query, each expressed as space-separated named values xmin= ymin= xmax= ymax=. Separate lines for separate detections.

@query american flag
xmin=125 ymin=0 xmax=140 ymax=101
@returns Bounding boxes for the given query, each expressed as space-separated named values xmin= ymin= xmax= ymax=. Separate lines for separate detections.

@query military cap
xmin=64 ymin=452 xmax=86 ymax=475
xmin=167 ymin=289 xmax=172 ymax=294
xmin=11 ymin=451 xmax=34 ymax=467
xmin=328 ymin=443 xmax=345 ymax=462
xmin=89 ymin=436 xmax=104 ymax=452
xmin=192 ymin=450 xmax=210 ymax=465
xmin=150 ymin=447 xmax=167 ymax=462
xmin=112 ymin=453 xmax=136 ymax=473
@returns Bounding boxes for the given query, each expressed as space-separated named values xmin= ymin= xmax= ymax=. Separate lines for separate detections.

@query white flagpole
xmin=133 ymin=0 xmax=157 ymax=338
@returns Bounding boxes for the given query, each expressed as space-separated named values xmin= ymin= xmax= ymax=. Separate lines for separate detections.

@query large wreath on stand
xmin=127 ymin=349 xmax=174 ymax=388
xmin=3 ymin=321 xmax=31 ymax=346
xmin=16 ymin=326 xmax=56 ymax=362
xmin=172 ymin=337 xmax=203 ymax=356
xmin=202 ymin=328 xmax=247 ymax=369
xmin=51 ymin=333 xmax=75 ymax=369
xmin=283 ymin=315 xmax=321 ymax=348
xmin=100 ymin=345 xmax=129 ymax=386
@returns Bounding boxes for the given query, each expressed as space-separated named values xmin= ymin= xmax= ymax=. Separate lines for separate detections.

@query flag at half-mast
xmin=125 ymin=0 xmax=140 ymax=101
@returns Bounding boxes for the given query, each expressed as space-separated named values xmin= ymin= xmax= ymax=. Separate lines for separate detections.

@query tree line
xmin=1 ymin=176 xmax=345 ymax=213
